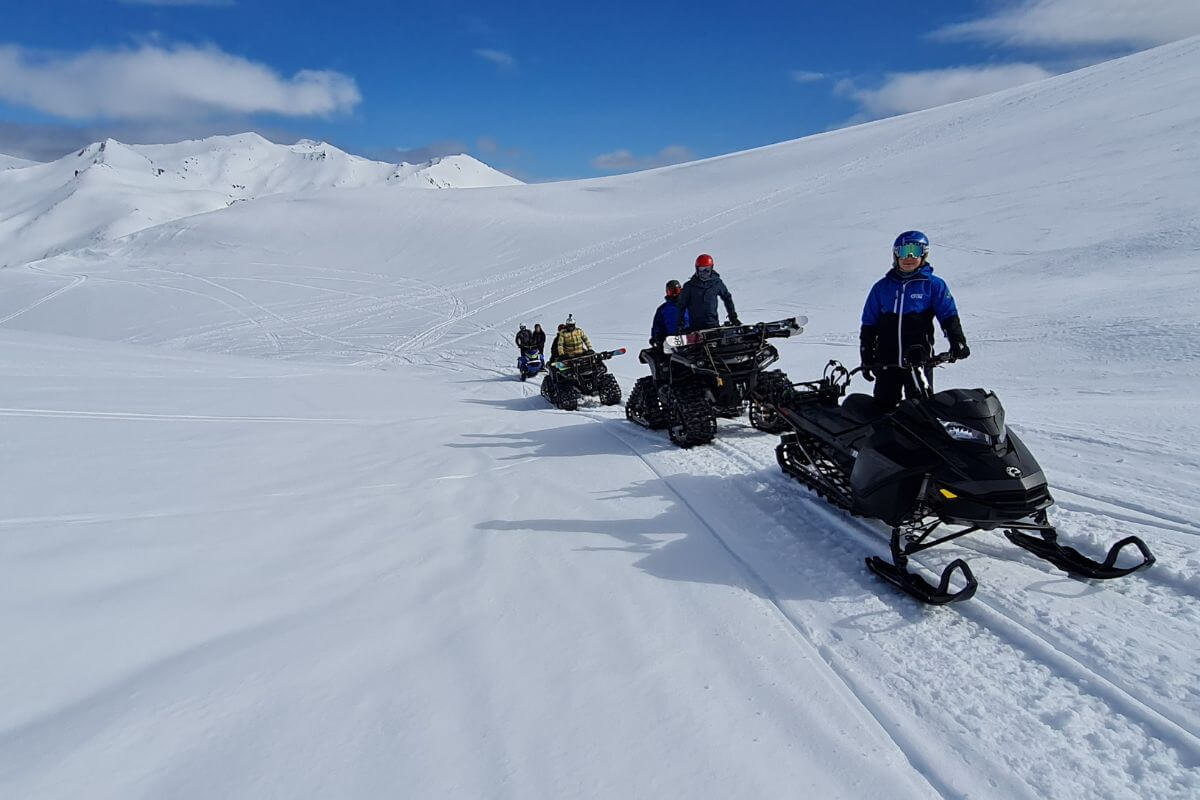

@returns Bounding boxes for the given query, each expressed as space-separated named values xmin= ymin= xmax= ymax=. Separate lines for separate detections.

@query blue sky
xmin=1 ymin=0 xmax=1196 ymax=180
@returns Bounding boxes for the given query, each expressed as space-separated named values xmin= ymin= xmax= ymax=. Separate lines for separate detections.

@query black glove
xmin=859 ymin=324 xmax=877 ymax=382
xmin=943 ymin=316 xmax=970 ymax=361
xmin=728 ymin=315 xmax=741 ymax=326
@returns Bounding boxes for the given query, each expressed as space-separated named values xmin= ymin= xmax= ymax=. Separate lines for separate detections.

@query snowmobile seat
xmin=840 ymin=393 xmax=882 ymax=424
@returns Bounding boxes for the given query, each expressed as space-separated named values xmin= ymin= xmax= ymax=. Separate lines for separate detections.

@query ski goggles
xmin=894 ymin=242 xmax=928 ymax=260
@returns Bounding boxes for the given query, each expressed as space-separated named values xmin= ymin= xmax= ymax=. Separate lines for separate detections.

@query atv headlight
xmin=939 ymin=419 xmax=991 ymax=445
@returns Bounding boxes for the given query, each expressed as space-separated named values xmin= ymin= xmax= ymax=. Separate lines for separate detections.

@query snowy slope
xmin=2 ymin=37 xmax=1200 ymax=800
xmin=0 ymin=133 xmax=520 ymax=267
xmin=0 ymin=153 xmax=38 ymax=170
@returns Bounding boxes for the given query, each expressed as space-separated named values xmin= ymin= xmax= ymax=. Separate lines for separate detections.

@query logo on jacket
xmin=1006 ymin=466 xmax=1022 ymax=478
xmin=909 ymin=293 xmax=925 ymax=300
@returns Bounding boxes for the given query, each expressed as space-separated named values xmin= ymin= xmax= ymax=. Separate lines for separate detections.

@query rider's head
xmin=534 ymin=323 xmax=543 ymax=331
xmin=892 ymin=231 xmax=928 ymax=272
xmin=519 ymin=323 xmax=527 ymax=330
xmin=563 ymin=313 xmax=576 ymax=331
xmin=694 ymin=253 xmax=715 ymax=279
xmin=665 ymin=279 xmax=682 ymax=299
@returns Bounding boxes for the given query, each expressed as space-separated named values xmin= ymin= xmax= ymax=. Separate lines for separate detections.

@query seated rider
xmin=677 ymin=253 xmax=738 ymax=332
xmin=552 ymin=314 xmax=592 ymax=360
xmin=650 ymin=280 xmax=689 ymax=348
xmin=860 ymin=231 xmax=970 ymax=412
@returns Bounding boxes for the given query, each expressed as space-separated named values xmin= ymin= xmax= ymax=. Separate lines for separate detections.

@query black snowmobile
xmin=626 ymin=317 xmax=805 ymax=447
xmin=772 ymin=347 xmax=1155 ymax=604
xmin=540 ymin=348 xmax=626 ymax=411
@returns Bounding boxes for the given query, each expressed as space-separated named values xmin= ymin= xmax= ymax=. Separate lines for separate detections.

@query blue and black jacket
xmin=651 ymin=298 xmax=689 ymax=344
xmin=860 ymin=264 xmax=964 ymax=367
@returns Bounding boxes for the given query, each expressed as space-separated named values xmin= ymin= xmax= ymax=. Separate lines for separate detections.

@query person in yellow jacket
xmin=551 ymin=314 xmax=592 ymax=360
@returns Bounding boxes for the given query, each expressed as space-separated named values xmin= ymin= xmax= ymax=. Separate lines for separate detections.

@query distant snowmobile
xmin=625 ymin=317 xmax=805 ymax=447
xmin=771 ymin=348 xmax=1155 ymax=604
xmin=517 ymin=346 xmax=544 ymax=380
xmin=541 ymin=348 xmax=625 ymax=411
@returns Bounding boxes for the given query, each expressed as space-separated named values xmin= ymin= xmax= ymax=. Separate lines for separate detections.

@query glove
xmin=942 ymin=316 xmax=970 ymax=361
xmin=728 ymin=315 xmax=741 ymax=326
xmin=859 ymin=325 xmax=878 ymax=381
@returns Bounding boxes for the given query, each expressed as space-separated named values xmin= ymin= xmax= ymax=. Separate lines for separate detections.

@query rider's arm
xmin=719 ymin=281 xmax=736 ymax=320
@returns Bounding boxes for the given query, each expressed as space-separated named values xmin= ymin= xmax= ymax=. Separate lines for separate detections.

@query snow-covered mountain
xmin=1 ymin=37 xmax=1199 ymax=800
xmin=0 ymin=133 xmax=520 ymax=267
xmin=0 ymin=153 xmax=38 ymax=170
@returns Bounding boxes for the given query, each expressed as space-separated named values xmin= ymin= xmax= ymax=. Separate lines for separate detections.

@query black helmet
xmin=665 ymin=279 xmax=681 ymax=299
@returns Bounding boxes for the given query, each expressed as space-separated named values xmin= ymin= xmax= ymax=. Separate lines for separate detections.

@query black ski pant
xmin=873 ymin=366 xmax=933 ymax=411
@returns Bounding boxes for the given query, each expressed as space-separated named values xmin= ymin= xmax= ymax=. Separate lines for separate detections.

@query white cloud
xmin=0 ymin=43 xmax=360 ymax=120
xmin=789 ymin=70 xmax=826 ymax=83
xmin=591 ymin=145 xmax=696 ymax=172
xmin=838 ymin=64 xmax=1053 ymax=118
xmin=474 ymin=49 xmax=516 ymax=70
xmin=932 ymin=0 xmax=1200 ymax=48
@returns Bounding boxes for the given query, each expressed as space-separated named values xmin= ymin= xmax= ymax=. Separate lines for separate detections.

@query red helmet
xmin=695 ymin=253 xmax=714 ymax=269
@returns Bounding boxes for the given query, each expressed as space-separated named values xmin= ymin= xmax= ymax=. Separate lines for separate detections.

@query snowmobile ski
xmin=1004 ymin=528 xmax=1155 ymax=579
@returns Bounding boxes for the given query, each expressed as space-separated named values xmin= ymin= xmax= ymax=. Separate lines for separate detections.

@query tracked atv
xmin=541 ymin=348 xmax=625 ymax=411
xmin=626 ymin=317 xmax=805 ymax=447
xmin=771 ymin=348 xmax=1155 ymax=605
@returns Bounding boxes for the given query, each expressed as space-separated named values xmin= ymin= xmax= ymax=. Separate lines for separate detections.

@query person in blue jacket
xmin=860 ymin=231 xmax=970 ymax=411
xmin=676 ymin=253 xmax=739 ymax=332
xmin=650 ymin=280 xmax=689 ymax=347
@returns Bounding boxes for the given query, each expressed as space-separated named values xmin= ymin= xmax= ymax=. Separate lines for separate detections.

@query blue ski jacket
xmin=650 ymin=298 xmax=689 ymax=344
xmin=676 ymin=270 xmax=736 ymax=332
xmin=861 ymin=264 xmax=960 ymax=366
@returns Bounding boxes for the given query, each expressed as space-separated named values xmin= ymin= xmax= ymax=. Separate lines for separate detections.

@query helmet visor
xmin=894 ymin=242 xmax=927 ymax=260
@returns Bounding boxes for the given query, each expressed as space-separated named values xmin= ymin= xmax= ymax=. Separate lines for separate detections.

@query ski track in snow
xmin=592 ymin=404 xmax=1200 ymax=799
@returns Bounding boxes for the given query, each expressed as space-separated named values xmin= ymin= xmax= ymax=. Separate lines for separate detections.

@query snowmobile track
xmin=708 ymin=435 xmax=1200 ymax=760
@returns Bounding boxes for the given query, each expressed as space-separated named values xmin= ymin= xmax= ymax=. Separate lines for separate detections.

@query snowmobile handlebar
xmin=854 ymin=350 xmax=957 ymax=375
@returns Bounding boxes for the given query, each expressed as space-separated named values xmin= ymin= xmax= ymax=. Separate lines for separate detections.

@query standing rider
xmin=676 ymin=253 xmax=739 ymax=332
xmin=859 ymin=231 xmax=970 ymax=411
xmin=515 ymin=324 xmax=535 ymax=351
xmin=532 ymin=323 xmax=546 ymax=357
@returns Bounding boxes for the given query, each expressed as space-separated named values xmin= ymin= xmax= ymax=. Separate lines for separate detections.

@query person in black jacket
xmin=515 ymin=324 xmax=534 ymax=350
xmin=860 ymin=231 xmax=970 ymax=411
xmin=532 ymin=323 xmax=546 ymax=357
xmin=676 ymin=253 xmax=738 ymax=332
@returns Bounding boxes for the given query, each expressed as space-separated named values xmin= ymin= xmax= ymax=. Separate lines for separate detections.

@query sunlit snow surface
xmin=2 ymin=38 xmax=1200 ymax=800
